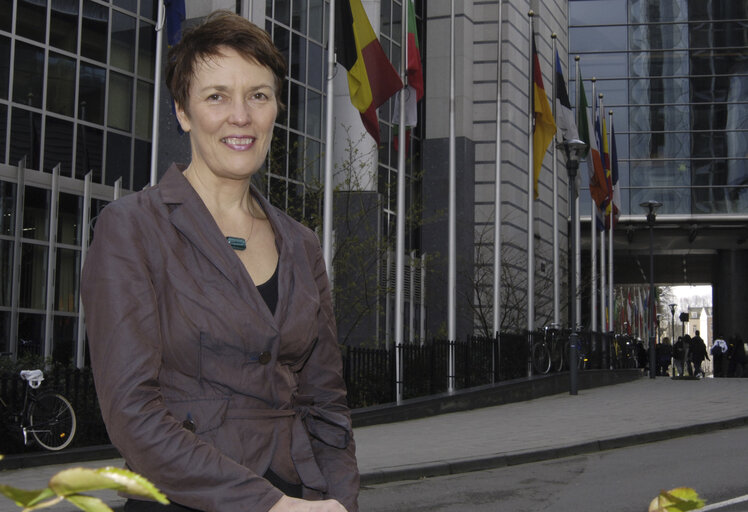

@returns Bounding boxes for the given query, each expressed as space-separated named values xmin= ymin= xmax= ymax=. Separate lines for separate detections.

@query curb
xmin=359 ymin=414 xmax=748 ymax=486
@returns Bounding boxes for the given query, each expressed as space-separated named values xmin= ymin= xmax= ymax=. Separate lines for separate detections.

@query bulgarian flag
xmin=336 ymin=0 xmax=403 ymax=143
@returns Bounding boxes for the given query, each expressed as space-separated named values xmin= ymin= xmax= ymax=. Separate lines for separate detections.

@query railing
xmin=0 ymin=331 xmax=632 ymax=454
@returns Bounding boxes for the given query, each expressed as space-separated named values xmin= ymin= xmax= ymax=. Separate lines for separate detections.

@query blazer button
xmin=258 ymin=351 xmax=272 ymax=365
xmin=182 ymin=419 xmax=196 ymax=432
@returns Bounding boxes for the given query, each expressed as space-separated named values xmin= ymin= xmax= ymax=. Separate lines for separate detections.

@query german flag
xmin=336 ymin=0 xmax=403 ymax=144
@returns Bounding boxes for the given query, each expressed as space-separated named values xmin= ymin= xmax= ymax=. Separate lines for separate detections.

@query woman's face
xmin=176 ymin=47 xmax=278 ymax=181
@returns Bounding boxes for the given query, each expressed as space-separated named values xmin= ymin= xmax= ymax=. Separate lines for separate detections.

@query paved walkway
xmin=2 ymin=377 xmax=748 ymax=511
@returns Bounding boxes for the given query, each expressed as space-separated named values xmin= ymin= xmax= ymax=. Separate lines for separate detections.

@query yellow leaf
xmin=65 ymin=494 xmax=114 ymax=512
xmin=48 ymin=467 xmax=168 ymax=505
xmin=649 ymin=487 xmax=705 ymax=512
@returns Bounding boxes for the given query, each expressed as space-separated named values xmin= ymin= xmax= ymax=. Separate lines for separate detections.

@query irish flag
xmin=336 ymin=0 xmax=403 ymax=143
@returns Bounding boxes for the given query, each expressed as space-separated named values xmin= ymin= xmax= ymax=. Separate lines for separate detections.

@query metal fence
xmin=1 ymin=331 xmax=626 ymax=454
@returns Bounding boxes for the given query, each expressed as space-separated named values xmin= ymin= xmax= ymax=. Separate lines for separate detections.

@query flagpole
xmin=322 ymin=0 xmax=336 ymax=277
xmin=598 ymin=92 xmax=607 ymax=333
xmin=551 ymin=33 xmax=560 ymax=328
xmin=150 ymin=0 xmax=166 ymax=186
xmin=590 ymin=77 xmax=598 ymax=337
xmin=574 ymin=58 xmax=582 ymax=331
xmin=492 ymin=0 xmax=503 ymax=338
xmin=395 ymin=0 xmax=408 ymax=403
xmin=526 ymin=10 xmax=535 ymax=377
xmin=448 ymin=0 xmax=457 ymax=391
xmin=608 ymin=109 xmax=615 ymax=335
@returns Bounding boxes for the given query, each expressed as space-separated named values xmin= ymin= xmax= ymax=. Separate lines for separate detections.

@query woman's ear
xmin=174 ymin=102 xmax=191 ymax=133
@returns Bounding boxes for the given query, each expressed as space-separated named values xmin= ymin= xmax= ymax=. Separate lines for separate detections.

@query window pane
xmin=76 ymin=124 xmax=103 ymax=182
xmin=133 ymin=139 xmax=151 ymax=190
xmin=81 ymin=0 xmax=109 ymax=63
xmin=141 ymin=0 xmax=156 ymax=20
xmin=629 ymin=0 xmax=687 ymax=23
xmin=16 ymin=0 xmax=47 ymax=43
xmin=305 ymin=139 xmax=320 ymax=183
xmin=10 ymin=107 xmax=42 ymax=170
xmin=293 ymin=0 xmax=307 ymax=34
xmin=44 ymin=116 xmax=74 ymax=175
xmin=52 ymin=315 xmax=77 ymax=364
xmin=0 ymin=311 xmax=8 ymax=355
xmin=0 ymin=181 xmax=15 ymax=236
xmin=111 ymin=11 xmax=136 ymax=71
xmin=291 ymin=33 xmax=307 ymax=81
xmin=79 ymin=62 xmax=106 ymax=125
xmin=274 ymin=24 xmax=290 ymax=63
xmin=0 ymin=36 xmax=9 ymax=100
xmin=307 ymin=42 xmax=323 ymax=90
xmin=289 ymin=82 xmax=305 ymax=132
xmin=56 ymin=248 xmax=80 ymax=312
xmin=138 ymin=21 xmax=156 ymax=80
xmin=0 ymin=239 xmax=12 ymax=306
xmin=288 ymin=132 xmax=303 ymax=180
xmin=47 ymin=53 xmax=77 ymax=116
xmin=135 ymin=80 xmax=153 ymax=139
xmin=0 ymin=104 xmax=6 ymax=163
xmin=0 ymin=0 xmax=12 ymax=32
xmin=306 ymin=90 xmax=321 ymax=137
xmin=18 ymin=313 xmax=45 ymax=358
xmin=570 ymin=26 xmax=627 ymax=53
xmin=58 ymin=193 xmax=81 ymax=245
xmin=23 ymin=186 xmax=50 ymax=241
xmin=51 ymin=0 xmax=79 ymax=53
xmin=13 ymin=42 xmax=44 ymax=108
xmin=308 ymin=0 xmax=324 ymax=42
xmin=20 ymin=244 xmax=48 ymax=309
xmin=275 ymin=0 xmax=291 ymax=26
xmin=108 ymin=72 xmax=133 ymax=131
xmin=570 ymin=0 xmax=627 ymax=25
xmin=113 ymin=0 xmax=137 ymax=12
xmin=106 ymin=132 xmax=131 ymax=188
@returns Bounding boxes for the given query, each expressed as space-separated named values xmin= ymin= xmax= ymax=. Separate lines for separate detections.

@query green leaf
xmin=48 ymin=467 xmax=168 ymax=504
xmin=0 ymin=485 xmax=57 ymax=508
xmin=649 ymin=487 xmax=705 ymax=512
xmin=64 ymin=494 xmax=114 ymax=512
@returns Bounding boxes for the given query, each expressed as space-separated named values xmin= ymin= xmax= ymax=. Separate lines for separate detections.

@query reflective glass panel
xmin=293 ymin=0 xmax=307 ymax=34
xmin=133 ymin=139 xmax=151 ymax=191
xmin=57 ymin=193 xmax=81 ymax=245
xmin=47 ymin=52 xmax=77 ymax=116
xmin=0 ymin=36 xmax=9 ymax=100
xmin=19 ymin=244 xmax=48 ymax=310
xmin=50 ymin=0 xmax=79 ymax=53
xmin=106 ymin=132 xmax=131 ymax=188
xmin=18 ymin=313 xmax=45 ymax=358
xmin=305 ymin=139 xmax=320 ymax=183
xmin=630 ymin=0 xmax=687 ymax=23
xmin=308 ymin=0 xmax=324 ymax=43
xmin=13 ymin=42 xmax=44 ymax=108
xmin=0 ymin=0 xmax=11 ymax=32
xmin=308 ymin=42 xmax=323 ymax=90
xmin=275 ymin=0 xmax=291 ymax=26
xmin=135 ymin=80 xmax=153 ymax=139
xmin=23 ymin=187 xmax=50 ymax=241
xmin=79 ymin=62 xmax=106 ymax=125
xmin=570 ymin=26 xmax=627 ymax=52
xmin=138 ymin=21 xmax=156 ymax=79
xmin=629 ymin=23 xmax=688 ymax=51
xmin=10 ymin=107 xmax=42 ymax=170
xmin=81 ymin=0 xmax=109 ymax=63
xmin=291 ymin=33 xmax=307 ymax=81
xmin=111 ymin=11 xmax=136 ymax=72
xmin=77 ymin=124 xmax=103 ymax=182
xmin=52 ymin=315 xmax=77 ymax=364
xmin=0 ymin=311 xmax=8 ymax=355
xmin=0 ymin=181 xmax=15 ymax=236
xmin=55 ymin=248 xmax=80 ymax=313
xmin=570 ymin=0 xmax=627 ymax=25
xmin=44 ymin=116 xmax=74 ymax=175
xmin=290 ymin=82 xmax=305 ymax=132
xmin=288 ymin=132 xmax=303 ymax=180
xmin=113 ymin=0 xmax=137 ymax=12
xmin=108 ymin=72 xmax=133 ymax=131
xmin=0 ymin=104 xmax=6 ymax=163
xmin=0 ymin=239 xmax=12 ymax=306
xmin=306 ymin=90 xmax=322 ymax=138
xmin=16 ymin=0 xmax=47 ymax=43
xmin=141 ymin=0 xmax=156 ymax=20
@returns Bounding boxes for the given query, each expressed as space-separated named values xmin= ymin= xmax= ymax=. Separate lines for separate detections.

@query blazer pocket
xmin=164 ymin=396 xmax=230 ymax=435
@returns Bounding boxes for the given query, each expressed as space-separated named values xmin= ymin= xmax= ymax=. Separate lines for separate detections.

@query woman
xmin=82 ymin=11 xmax=358 ymax=512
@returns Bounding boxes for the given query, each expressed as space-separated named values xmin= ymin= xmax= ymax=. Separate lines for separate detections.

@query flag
xmin=606 ymin=117 xmax=621 ymax=228
xmin=336 ymin=0 xmax=403 ymax=144
xmin=531 ymin=36 xmax=557 ymax=199
xmin=578 ymin=76 xmax=608 ymax=209
xmin=554 ymin=51 xmax=578 ymax=142
xmin=393 ymin=0 xmax=423 ymax=129
xmin=164 ymin=0 xmax=185 ymax=47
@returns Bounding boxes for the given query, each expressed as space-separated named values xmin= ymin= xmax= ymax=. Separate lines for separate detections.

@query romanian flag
xmin=336 ymin=0 xmax=403 ymax=144
xmin=578 ymin=72 xmax=608 ymax=209
xmin=531 ymin=36 xmax=556 ymax=200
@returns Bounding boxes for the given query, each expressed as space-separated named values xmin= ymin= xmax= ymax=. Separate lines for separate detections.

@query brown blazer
xmin=82 ymin=164 xmax=359 ymax=512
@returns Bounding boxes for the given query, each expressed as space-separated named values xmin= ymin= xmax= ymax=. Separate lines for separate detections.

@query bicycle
xmin=0 ymin=369 xmax=77 ymax=451
xmin=532 ymin=324 xmax=565 ymax=374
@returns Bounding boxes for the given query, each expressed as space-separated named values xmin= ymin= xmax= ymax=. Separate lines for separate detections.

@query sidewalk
xmin=2 ymin=377 xmax=748 ymax=511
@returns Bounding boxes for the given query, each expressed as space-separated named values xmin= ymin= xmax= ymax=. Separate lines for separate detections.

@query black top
xmin=256 ymin=263 xmax=279 ymax=315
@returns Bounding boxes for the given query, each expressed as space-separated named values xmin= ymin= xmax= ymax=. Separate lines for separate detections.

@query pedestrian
xmin=656 ymin=337 xmax=673 ymax=376
xmin=683 ymin=334 xmax=693 ymax=376
xmin=81 ymin=11 xmax=358 ymax=512
xmin=727 ymin=335 xmax=746 ymax=377
xmin=711 ymin=336 xmax=728 ymax=377
xmin=673 ymin=336 xmax=685 ymax=377
xmin=689 ymin=330 xmax=708 ymax=378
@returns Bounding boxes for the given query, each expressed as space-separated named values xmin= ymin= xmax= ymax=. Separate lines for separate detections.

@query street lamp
xmin=640 ymin=200 xmax=662 ymax=379
xmin=558 ymin=138 xmax=587 ymax=395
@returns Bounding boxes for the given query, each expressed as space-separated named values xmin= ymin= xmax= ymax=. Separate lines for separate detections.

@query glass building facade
xmin=0 ymin=0 xmax=423 ymax=364
xmin=570 ymin=0 xmax=748 ymax=217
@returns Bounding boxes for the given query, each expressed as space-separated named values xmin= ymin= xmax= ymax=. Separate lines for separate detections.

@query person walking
xmin=711 ymin=336 xmax=728 ymax=377
xmin=673 ymin=336 xmax=685 ymax=377
xmin=690 ymin=330 xmax=708 ymax=378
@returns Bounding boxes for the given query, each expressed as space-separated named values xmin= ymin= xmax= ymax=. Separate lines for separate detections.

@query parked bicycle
xmin=612 ymin=335 xmax=639 ymax=369
xmin=532 ymin=324 xmax=565 ymax=374
xmin=0 ymin=369 xmax=77 ymax=451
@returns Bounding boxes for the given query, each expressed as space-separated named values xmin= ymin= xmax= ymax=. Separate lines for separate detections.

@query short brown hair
xmin=165 ymin=10 xmax=287 ymax=113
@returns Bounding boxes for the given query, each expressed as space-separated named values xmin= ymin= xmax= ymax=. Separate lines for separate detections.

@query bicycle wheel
xmin=532 ymin=343 xmax=551 ymax=375
xmin=552 ymin=340 xmax=565 ymax=372
xmin=28 ymin=393 xmax=76 ymax=451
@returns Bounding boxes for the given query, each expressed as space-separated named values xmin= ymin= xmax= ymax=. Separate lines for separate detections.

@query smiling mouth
xmin=222 ymin=136 xmax=256 ymax=145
